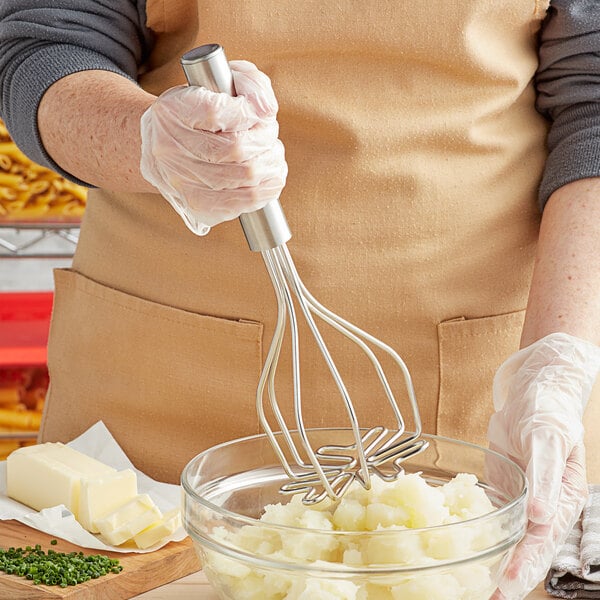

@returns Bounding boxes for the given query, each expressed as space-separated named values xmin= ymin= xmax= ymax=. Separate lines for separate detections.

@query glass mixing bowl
xmin=182 ymin=429 xmax=527 ymax=600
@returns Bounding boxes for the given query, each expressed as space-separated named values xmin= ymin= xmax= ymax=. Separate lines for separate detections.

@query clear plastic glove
xmin=140 ymin=60 xmax=288 ymax=235
xmin=488 ymin=332 xmax=600 ymax=600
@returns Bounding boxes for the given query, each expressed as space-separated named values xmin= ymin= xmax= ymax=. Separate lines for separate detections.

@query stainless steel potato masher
xmin=181 ymin=44 xmax=428 ymax=504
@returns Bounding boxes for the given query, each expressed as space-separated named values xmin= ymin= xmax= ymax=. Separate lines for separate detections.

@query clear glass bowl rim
xmin=181 ymin=428 xmax=528 ymax=537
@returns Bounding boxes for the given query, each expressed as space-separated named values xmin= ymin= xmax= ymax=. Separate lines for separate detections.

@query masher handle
xmin=181 ymin=44 xmax=291 ymax=252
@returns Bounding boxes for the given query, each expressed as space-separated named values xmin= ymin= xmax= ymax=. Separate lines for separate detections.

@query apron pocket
xmin=43 ymin=268 xmax=263 ymax=484
xmin=436 ymin=310 xmax=525 ymax=447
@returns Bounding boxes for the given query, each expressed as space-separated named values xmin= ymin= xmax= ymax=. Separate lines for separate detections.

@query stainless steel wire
xmin=256 ymin=245 xmax=429 ymax=504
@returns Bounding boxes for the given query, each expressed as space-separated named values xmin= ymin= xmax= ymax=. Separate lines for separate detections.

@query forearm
xmin=521 ymin=177 xmax=600 ymax=348
xmin=38 ymin=70 xmax=157 ymax=192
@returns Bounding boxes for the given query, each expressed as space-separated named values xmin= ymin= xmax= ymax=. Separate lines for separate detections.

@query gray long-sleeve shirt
xmin=0 ymin=0 xmax=598 ymax=208
xmin=0 ymin=0 xmax=151 ymax=186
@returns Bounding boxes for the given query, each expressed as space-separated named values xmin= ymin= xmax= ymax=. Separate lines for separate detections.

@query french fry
xmin=60 ymin=180 xmax=87 ymax=202
xmin=27 ymin=180 xmax=51 ymax=195
xmin=0 ymin=440 xmax=22 ymax=460
xmin=0 ymin=388 xmax=21 ymax=406
xmin=0 ymin=187 xmax=17 ymax=201
xmin=0 ymin=142 xmax=25 ymax=158
xmin=0 ymin=118 xmax=87 ymax=220
xmin=0 ymin=408 xmax=42 ymax=430
xmin=0 ymin=172 xmax=23 ymax=186
xmin=24 ymin=163 xmax=52 ymax=175
xmin=0 ymin=370 xmax=46 ymax=455
xmin=62 ymin=199 xmax=85 ymax=215
xmin=5 ymin=198 xmax=26 ymax=211
xmin=22 ymin=202 xmax=50 ymax=217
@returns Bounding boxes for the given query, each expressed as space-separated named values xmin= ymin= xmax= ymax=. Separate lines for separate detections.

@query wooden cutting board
xmin=0 ymin=520 xmax=201 ymax=599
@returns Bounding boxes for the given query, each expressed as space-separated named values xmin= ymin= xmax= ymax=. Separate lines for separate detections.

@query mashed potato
xmin=203 ymin=472 xmax=506 ymax=599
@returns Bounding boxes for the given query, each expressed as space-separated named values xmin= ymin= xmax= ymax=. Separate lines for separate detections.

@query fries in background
xmin=0 ymin=367 xmax=47 ymax=459
xmin=0 ymin=118 xmax=87 ymax=221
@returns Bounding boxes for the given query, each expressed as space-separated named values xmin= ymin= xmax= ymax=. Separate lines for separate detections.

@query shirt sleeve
xmin=0 ymin=0 xmax=153 ymax=185
xmin=536 ymin=0 xmax=600 ymax=209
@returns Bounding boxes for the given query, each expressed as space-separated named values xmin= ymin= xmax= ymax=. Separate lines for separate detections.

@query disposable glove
xmin=487 ymin=332 xmax=600 ymax=600
xmin=140 ymin=60 xmax=287 ymax=235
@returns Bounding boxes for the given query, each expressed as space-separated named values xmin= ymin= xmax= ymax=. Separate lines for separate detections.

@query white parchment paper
xmin=0 ymin=421 xmax=187 ymax=553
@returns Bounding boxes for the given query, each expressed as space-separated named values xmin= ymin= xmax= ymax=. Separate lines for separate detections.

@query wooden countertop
xmin=133 ymin=570 xmax=550 ymax=599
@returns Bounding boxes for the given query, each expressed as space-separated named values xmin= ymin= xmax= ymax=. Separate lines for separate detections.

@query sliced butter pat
xmin=78 ymin=469 xmax=138 ymax=533
xmin=133 ymin=508 xmax=182 ymax=549
xmin=6 ymin=442 xmax=115 ymax=518
xmin=96 ymin=494 xmax=162 ymax=546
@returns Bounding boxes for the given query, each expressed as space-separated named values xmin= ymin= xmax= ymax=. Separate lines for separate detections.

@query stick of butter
xmin=78 ymin=469 xmax=138 ymax=533
xmin=133 ymin=508 xmax=182 ymax=549
xmin=6 ymin=442 xmax=115 ymax=518
xmin=96 ymin=494 xmax=162 ymax=546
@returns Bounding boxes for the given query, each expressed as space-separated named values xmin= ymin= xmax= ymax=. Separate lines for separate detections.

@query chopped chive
xmin=0 ymin=544 xmax=123 ymax=587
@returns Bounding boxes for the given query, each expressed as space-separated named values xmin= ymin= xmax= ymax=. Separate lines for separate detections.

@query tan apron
xmin=40 ymin=0 xmax=600 ymax=485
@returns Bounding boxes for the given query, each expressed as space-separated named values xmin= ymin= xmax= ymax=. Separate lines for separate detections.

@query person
xmin=1 ymin=1 xmax=599 ymax=597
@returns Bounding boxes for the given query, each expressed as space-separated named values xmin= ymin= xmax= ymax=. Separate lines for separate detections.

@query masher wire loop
xmin=181 ymin=44 xmax=429 ymax=505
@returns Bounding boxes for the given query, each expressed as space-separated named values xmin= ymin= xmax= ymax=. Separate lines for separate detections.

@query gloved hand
xmin=140 ymin=60 xmax=287 ymax=236
xmin=487 ymin=332 xmax=600 ymax=600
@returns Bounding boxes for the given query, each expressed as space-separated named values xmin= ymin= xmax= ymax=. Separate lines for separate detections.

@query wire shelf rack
xmin=0 ymin=222 xmax=80 ymax=258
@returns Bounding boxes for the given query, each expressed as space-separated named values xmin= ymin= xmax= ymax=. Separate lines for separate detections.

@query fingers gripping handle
xmin=181 ymin=44 xmax=291 ymax=251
